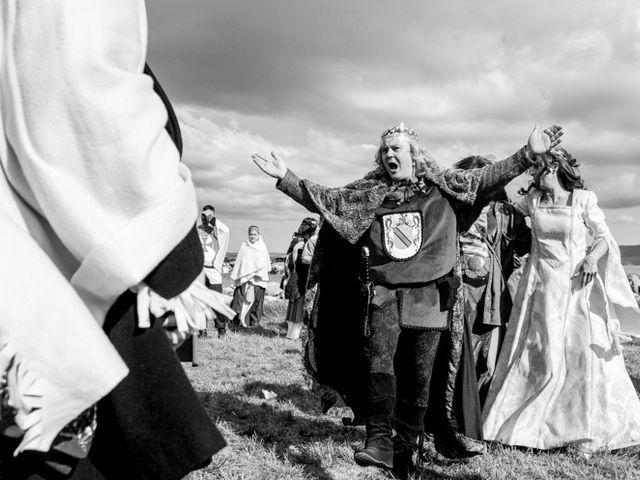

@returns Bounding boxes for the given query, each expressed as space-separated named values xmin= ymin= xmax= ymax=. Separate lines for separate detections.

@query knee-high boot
xmin=353 ymin=372 xmax=395 ymax=470
xmin=393 ymin=401 xmax=426 ymax=480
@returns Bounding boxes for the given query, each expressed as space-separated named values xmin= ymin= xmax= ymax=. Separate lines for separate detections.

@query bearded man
xmin=252 ymin=123 xmax=562 ymax=478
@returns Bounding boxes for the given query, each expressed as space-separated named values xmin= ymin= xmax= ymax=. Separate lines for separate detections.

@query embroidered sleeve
xmin=278 ymin=170 xmax=388 ymax=244
xmin=276 ymin=170 xmax=322 ymax=213
xmin=432 ymin=146 xmax=531 ymax=205
xmin=475 ymin=147 xmax=531 ymax=201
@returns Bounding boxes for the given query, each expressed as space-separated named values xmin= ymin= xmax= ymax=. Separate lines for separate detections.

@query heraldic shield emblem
xmin=382 ymin=212 xmax=422 ymax=260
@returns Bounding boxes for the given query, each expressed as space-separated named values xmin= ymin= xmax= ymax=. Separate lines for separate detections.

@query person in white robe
xmin=482 ymin=148 xmax=640 ymax=453
xmin=198 ymin=204 xmax=231 ymax=337
xmin=0 ymin=1 xmax=230 ymax=477
xmin=231 ymin=226 xmax=271 ymax=327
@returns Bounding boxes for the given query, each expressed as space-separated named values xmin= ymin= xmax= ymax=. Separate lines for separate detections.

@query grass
xmin=184 ymin=297 xmax=640 ymax=480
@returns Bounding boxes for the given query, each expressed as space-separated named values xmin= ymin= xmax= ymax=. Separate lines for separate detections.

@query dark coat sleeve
xmin=144 ymin=225 xmax=203 ymax=298
xmin=475 ymin=147 xmax=533 ymax=202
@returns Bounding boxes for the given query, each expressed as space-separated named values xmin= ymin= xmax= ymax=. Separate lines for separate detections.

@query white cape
xmin=0 ymin=0 xmax=200 ymax=453
xmin=231 ymin=237 xmax=271 ymax=287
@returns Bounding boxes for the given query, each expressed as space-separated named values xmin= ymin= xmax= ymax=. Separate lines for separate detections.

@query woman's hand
xmin=527 ymin=124 xmax=564 ymax=155
xmin=252 ymin=152 xmax=287 ymax=179
xmin=579 ymin=255 xmax=598 ymax=287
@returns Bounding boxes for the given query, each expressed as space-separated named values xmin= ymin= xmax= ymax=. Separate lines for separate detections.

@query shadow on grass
xmin=200 ymin=391 xmax=364 ymax=479
xmin=418 ymin=468 xmax=484 ymax=480
xmin=228 ymin=323 xmax=285 ymax=339
xmin=243 ymin=380 xmax=319 ymax=414
xmin=199 ymin=391 xmax=363 ymax=444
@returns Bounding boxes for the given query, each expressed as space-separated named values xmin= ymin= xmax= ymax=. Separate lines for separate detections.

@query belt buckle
xmin=463 ymin=255 xmax=488 ymax=278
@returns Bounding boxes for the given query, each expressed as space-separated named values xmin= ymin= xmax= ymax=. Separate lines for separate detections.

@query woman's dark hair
xmin=554 ymin=148 xmax=586 ymax=191
xmin=454 ymin=155 xmax=508 ymax=202
xmin=295 ymin=217 xmax=318 ymax=237
xmin=519 ymin=147 xmax=585 ymax=195
xmin=286 ymin=234 xmax=301 ymax=255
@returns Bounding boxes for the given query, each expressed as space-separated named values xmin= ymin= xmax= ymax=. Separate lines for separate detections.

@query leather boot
xmin=392 ymin=440 xmax=416 ymax=480
xmin=392 ymin=401 xmax=426 ymax=479
xmin=353 ymin=373 xmax=395 ymax=470
xmin=432 ymin=395 xmax=485 ymax=460
xmin=433 ymin=431 xmax=486 ymax=460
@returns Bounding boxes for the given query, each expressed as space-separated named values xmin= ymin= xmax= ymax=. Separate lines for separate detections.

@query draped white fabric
xmin=231 ymin=237 xmax=271 ymax=288
xmin=0 ymin=0 xmax=199 ymax=452
xmin=1 ymin=0 xmax=198 ymax=323
xmin=0 ymin=188 xmax=128 ymax=454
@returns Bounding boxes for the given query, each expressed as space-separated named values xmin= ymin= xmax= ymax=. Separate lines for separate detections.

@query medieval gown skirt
xmin=482 ymin=189 xmax=640 ymax=452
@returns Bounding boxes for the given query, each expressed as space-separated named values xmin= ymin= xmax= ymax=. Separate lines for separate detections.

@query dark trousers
xmin=203 ymin=280 xmax=227 ymax=334
xmin=365 ymin=299 xmax=444 ymax=458
xmin=231 ymin=285 xmax=266 ymax=327
xmin=369 ymin=299 xmax=442 ymax=409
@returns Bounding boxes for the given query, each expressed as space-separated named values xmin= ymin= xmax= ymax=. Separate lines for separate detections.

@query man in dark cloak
xmin=252 ymin=123 xmax=562 ymax=478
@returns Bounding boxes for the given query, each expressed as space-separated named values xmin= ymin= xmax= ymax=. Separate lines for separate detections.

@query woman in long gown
xmin=482 ymin=148 xmax=640 ymax=452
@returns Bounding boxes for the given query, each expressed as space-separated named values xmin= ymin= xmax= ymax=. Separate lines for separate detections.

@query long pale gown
xmin=482 ymin=189 xmax=640 ymax=451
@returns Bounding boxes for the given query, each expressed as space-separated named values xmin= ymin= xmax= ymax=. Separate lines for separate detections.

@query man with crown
xmin=252 ymin=123 xmax=562 ymax=478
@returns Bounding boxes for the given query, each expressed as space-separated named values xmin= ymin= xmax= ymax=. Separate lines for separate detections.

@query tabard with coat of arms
xmin=381 ymin=212 xmax=422 ymax=260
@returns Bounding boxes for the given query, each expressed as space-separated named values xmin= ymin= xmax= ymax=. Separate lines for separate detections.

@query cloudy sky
xmin=147 ymin=0 xmax=640 ymax=252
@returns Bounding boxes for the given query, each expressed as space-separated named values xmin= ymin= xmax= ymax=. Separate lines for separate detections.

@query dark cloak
xmin=277 ymin=148 xmax=532 ymax=446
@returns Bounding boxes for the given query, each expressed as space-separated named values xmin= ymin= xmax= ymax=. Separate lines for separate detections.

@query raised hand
xmin=528 ymin=124 xmax=563 ymax=155
xmin=252 ymin=152 xmax=287 ymax=180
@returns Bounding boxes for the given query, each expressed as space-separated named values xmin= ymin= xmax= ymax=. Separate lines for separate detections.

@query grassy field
xmin=184 ymin=297 xmax=640 ymax=480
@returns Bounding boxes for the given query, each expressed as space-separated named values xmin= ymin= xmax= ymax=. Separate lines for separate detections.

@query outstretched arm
xmin=474 ymin=125 xmax=564 ymax=201
xmin=252 ymin=152 xmax=321 ymax=213
xmin=252 ymin=152 xmax=288 ymax=179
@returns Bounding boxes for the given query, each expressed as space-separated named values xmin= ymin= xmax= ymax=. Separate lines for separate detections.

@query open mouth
xmin=386 ymin=160 xmax=399 ymax=172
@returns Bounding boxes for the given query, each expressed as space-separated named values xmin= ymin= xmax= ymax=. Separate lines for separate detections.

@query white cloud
xmin=146 ymin=0 xmax=640 ymax=247
xmin=586 ymin=169 xmax=640 ymax=209
xmin=615 ymin=214 xmax=638 ymax=224
xmin=179 ymin=107 xmax=384 ymax=222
